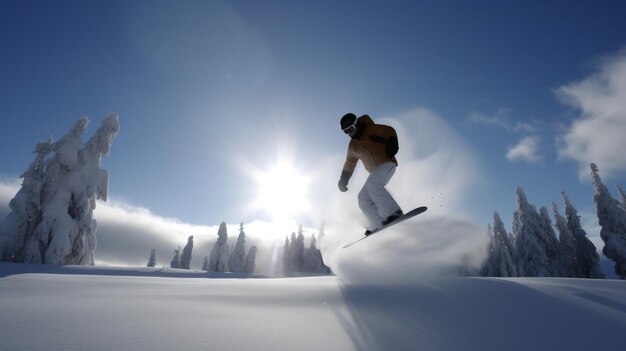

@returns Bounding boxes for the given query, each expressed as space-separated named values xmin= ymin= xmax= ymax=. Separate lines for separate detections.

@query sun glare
xmin=253 ymin=162 xmax=311 ymax=221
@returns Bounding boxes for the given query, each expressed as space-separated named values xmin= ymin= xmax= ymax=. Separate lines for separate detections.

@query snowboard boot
xmin=382 ymin=210 xmax=404 ymax=226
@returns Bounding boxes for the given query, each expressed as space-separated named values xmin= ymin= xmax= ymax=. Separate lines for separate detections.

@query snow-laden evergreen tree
xmin=228 ymin=223 xmax=247 ymax=273
xmin=303 ymin=235 xmax=332 ymax=274
xmin=6 ymin=114 xmax=119 ymax=265
xmin=69 ymin=113 xmax=119 ymax=265
xmin=179 ymin=235 xmax=193 ymax=269
xmin=480 ymin=225 xmax=496 ymax=276
xmin=482 ymin=212 xmax=517 ymax=277
xmin=201 ymin=256 xmax=209 ymax=271
xmin=293 ymin=226 xmax=306 ymax=272
xmin=170 ymin=247 xmax=180 ymax=269
xmin=147 ymin=249 xmax=157 ymax=268
xmin=243 ymin=246 xmax=257 ymax=274
xmin=19 ymin=118 xmax=88 ymax=264
xmin=208 ymin=222 xmax=229 ymax=272
xmin=282 ymin=236 xmax=291 ymax=274
xmin=282 ymin=228 xmax=331 ymax=276
xmin=552 ymin=202 xmax=577 ymax=277
xmin=0 ymin=114 xmax=118 ymax=265
xmin=617 ymin=185 xmax=626 ymax=212
xmin=563 ymin=191 xmax=604 ymax=279
xmin=282 ymin=232 xmax=299 ymax=275
xmin=0 ymin=139 xmax=52 ymax=261
xmin=289 ymin=232 xmax=298 ymax=271
xmin=590 ymin=163 xmax=626 ymax=278
xmin=538 ymin=206 xmax=560 ymax=273
xmin=512 ymin=187 xmax=557 ymax=277
xmin=493 ymin=212 xmax=517 ymax=272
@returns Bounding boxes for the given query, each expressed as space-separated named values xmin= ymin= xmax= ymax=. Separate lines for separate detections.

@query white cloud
xmin=579 ymin=208 xmax=604 ymax=253
xmin=0 ymin=179 xmax=20 ymax=218
xmin=93 ymin=199 xmax=214 ymax=267
xmin=557 ymin=48 xmax=626 ymax=179
xmin=469 ymin=109 xmax=543 ymax=163
xmin=506 ymin=136 xmax=542 ymax=163
xmin=468 ymin=108 xmax=538 ymax=133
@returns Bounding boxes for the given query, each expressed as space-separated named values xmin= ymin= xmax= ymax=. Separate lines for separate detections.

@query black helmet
xmin=340 ymin=113 xmax=357 ymax=136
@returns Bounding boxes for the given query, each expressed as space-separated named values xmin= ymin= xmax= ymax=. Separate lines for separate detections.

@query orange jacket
xmin=341 ymin=115 xmax=399 ymax=177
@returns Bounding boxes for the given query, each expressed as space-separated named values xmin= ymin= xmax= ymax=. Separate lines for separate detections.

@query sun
xmin=251 ymin=162 xmax=311 ymax=221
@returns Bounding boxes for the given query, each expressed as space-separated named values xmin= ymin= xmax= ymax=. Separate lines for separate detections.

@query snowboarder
xmin=338 ymin=113 xmax=403 ymax=235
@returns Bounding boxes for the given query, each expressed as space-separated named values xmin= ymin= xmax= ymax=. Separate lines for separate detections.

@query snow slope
xmin=0 ymin=263 xmax=625 ymax=351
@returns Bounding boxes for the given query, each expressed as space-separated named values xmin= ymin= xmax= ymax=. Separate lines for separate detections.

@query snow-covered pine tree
xmin=179 ymin=235 xmax=193 ymax=270
xmin=243 ymin=246 xmax=257 ymax=274
xmin=228 ymin=223 xmax=247 ymax=273
xmin=590 ymin=163 xmax=626 ymax=278
xmin=538 ymin=206 xmax=560 ymax=273
xmin=287 ymin=232 xmax=298 ymax=273
xmin=512 ymin=187 xmax=556 ymax=277
xmin=170 ymin=247 xmax=180 ymax=269
xmin=69 ymin=113 xmax=120 ymax=265
xmin=294 ymin=226 xmax=305 ymax=272
xmin=201 ymin=256 xmax=209 ymax=271
xmin=282 ymin=236 xmax=291 ymax=275
xmin=303 ymin=235 xmax=331 ymax=274
xmin=552 ymin=201 xmax=577 ymax=277
xmin=22 ymin=118 xmax=89 ymax=264
xmin=0 ymin=115 xmax=118 ymax=265
xmin=0 ymin=139 xmax=52 ymax=262
xmin=147 ymin=249 xmax=157 ymax=268
xmin=208 ymin=222 xmax=229 ymax=272
xmin=480 ymin=224 xmax=496 ymax=276
xmin=493 ymin=212 xmax=517 ymax=273
xmin=487 ymin=212 xmax=517 ymax=277
xmin=563 ymin=191 xmax=604 ymax=279
xmin=14 ymin=114 xmax=118 ymax=265
xmin=303 ymin=234 xmax=317 ymax=273
xmin=617 ymin=185 xmax=626 ymax=212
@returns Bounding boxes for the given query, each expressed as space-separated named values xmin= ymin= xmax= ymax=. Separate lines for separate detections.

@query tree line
xmin=282 ymin=225 xmax=331 ymax=275
xmin=147 ymin=222 xmax=258 ymax=273
xmin=148 ymin=222 xmax=332 ymax=276
xmin=481 ymin=163 xmax=626 ymax=279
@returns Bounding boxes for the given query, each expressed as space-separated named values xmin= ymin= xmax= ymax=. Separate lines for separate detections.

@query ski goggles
xmin=342 ymin=119 xmax=358 ymax=136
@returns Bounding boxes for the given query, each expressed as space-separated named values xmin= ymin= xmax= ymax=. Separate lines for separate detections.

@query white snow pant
xmin=358 ymin=162 xmax=401 ymax=230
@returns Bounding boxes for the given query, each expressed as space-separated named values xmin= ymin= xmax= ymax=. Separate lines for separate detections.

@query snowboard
xmin=342 ymin=206 xmax=428 ymax=248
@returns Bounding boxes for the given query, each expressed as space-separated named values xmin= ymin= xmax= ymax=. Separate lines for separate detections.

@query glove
xmin=338 ymin=171 xmax=351 ymax=192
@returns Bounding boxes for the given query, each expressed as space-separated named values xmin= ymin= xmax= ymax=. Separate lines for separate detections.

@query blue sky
xmin=2 ymin=0 xmax=626 ymax=242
